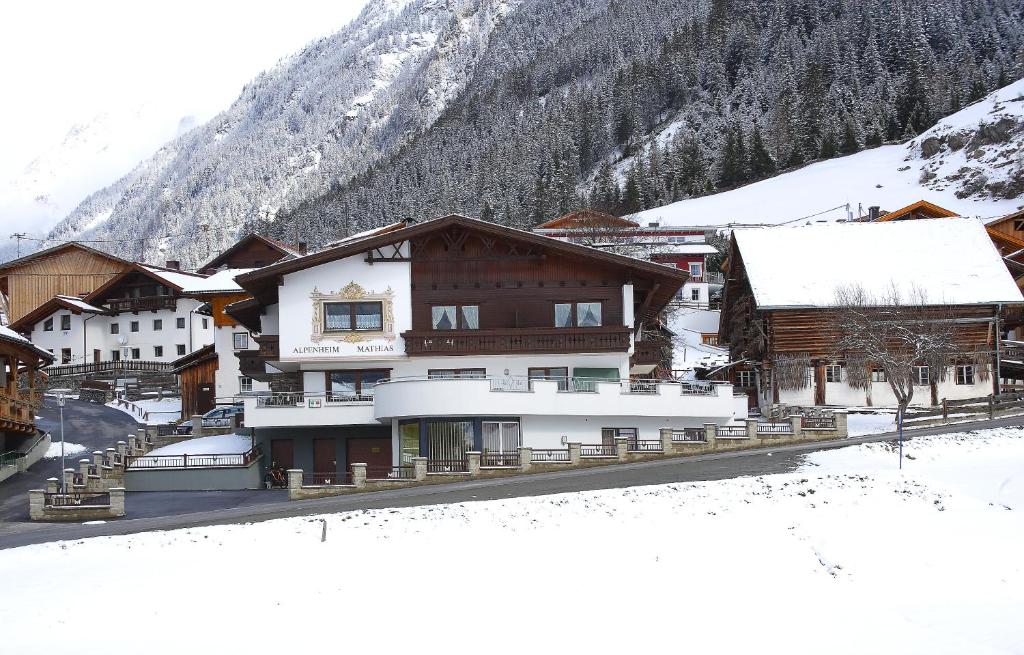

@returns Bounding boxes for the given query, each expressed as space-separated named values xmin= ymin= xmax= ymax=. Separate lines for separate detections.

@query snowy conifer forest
xmin=41 ymin=0 xmax=1024 ymax=267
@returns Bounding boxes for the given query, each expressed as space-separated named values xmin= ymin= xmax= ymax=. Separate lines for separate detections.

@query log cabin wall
xmin=179 ymin=356 xmax=218 ymax=416
xmin=204 ymin=241 xmax=291 ymax=271
xmin=1 ymin=248 xmax=129 ymax=323
xmin=408 ymin=228 xmax=629 ymax=331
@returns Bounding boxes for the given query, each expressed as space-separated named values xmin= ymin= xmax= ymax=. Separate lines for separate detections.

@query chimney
xmin=297 ymin=242 xmax=308 ymax=256
xmin=867 ymin=206 xmax=880 ymax=221
xmin=165 ymin=260 xmax=180 ymax=270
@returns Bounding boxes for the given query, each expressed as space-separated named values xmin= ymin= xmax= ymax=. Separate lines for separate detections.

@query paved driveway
xmin=2 ymin=414 xmax=1021 ymax=550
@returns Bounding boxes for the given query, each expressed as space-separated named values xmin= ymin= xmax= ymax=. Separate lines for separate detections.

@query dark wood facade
xmin=171 ymin=344 xmax=217 ymax=416
xmin=719 ymin=232 xmax=1001 ymax=404
xmin=199 ymin=234 xmax=298 ymax=274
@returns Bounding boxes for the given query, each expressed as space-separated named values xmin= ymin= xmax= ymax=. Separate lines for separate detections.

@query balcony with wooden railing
xmin=106 ymin=295 xmax=177 ymax=313
xmin=402 ymin=327 xmax=631 ymax=356
xmin=238 ymin=335 xmax=281 ymax=381
xmin=631 ymin=338 xmax=667 ymax=367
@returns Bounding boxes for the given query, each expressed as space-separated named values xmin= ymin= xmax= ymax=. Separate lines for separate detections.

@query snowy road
xmin=2 ymin=414 xmax=1023 ymax=550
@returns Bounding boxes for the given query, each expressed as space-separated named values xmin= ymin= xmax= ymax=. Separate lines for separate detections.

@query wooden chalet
xmin=0 ymin=243 xmax=130 ymax=324
xmin=171 ymin=344 xmax=218 ymax=416
xmin=719 ymin=219 xmax=1022 ymax=408
xmin=230 ymin=214 xmax=685 ymax=378
xmin=198 ymin=233 xmax=303 ymax=275
xmin=0 ymin=326 xmax=53 ymax=452
xmin=873 ymin=199 xmax=958 ymax=222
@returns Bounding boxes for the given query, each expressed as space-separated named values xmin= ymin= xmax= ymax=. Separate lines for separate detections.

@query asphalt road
xmin=0 ymin=396 xmax=141 ymax=522
xmin=2 ymin=413 xmax=1022 ymax=550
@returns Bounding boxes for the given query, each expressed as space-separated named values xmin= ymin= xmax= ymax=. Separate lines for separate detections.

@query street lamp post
xmin=58 ymin=392 xmax=66 ymax=492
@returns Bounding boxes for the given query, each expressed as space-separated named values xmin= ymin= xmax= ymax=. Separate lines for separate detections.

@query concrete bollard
xmin=518 ymin=446 xmax=533 ymax=472
xmin=615 ymin=437 xmax=628 ymax=461
xmin=109 ymin=488 xmax=126 ymax=517
xmin=191 ymin=415 xmax=204 ymax=438
xmin=745 ymin=418 xmax=759 ymax=440
xmin=28 ymin=489 xmax=45 ymax=521
xmin=704 ymin=423 xmax=717 ymax=444
xmin=466 ymin=452 xmax=481 ymax=476
xmin=350 ymin=463 xmax=367 ymax=488
xmin=659 ymin=428 xmax=674 ymax=453
xmin=412 ymin=457 xmax=428 ymax=481
xmin=568 ymin=442 xmax=582 ymax=465
xmin=286 ymin=469 xmax=302 ymax=490
xmin=789 ymin=415 xmax=803 ymax=438
xmin=834 ymin=411 xmax=848 ymax=437
xmin=45 ymin=477 xmax=59 ymax=493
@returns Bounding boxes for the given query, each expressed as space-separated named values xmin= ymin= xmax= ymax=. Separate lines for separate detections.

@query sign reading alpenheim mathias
xmin=292 ymin=344 xmax=396 ymax=355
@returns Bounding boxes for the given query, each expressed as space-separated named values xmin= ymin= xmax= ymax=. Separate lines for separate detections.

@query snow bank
xmin=42 ymin=442 xmax=87 ymax=459
xmin=144 ymin=434 xmax=251 ymax=457
xmin=105 ymin=398 xmax=181 ymax=425
xmin=1 ymin=429 xmax=1023 ymax=654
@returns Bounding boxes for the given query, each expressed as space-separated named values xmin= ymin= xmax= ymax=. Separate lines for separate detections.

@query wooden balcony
xmin=402 ymin=327 xmax=631 ymax=356
xmin=239 ymin=336 xmax=281 ymax=382
xmin=631 ymin=339 xmax=667 ymax=366
xmin=0 ymin=394 xmax=37 ymax=433
xmin=107 ymin=296 xmax=177 ymax=313
xmin=45 ymin=360 xmax=173 ymax=379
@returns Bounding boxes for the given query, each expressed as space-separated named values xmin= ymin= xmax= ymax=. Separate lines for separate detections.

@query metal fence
xmin=627 ymin=439 xmax=663 ymax=452
xmin=673 ymin=428 xmax=706 ymax=442
xmin=365 ymin=466 xmax=416 ymax=481
xmin=481 ymin=452 xmax=520 ymax=467
xmin=802 ymin=416 xmax=836 ymax=429
xmin=427 ymin=459 xmax=469 ymax=473
xmin=44 ymin=492 xmax=110 ymax=507
xmin=531 ymin=449 xmax=570 ymax=462
xmin=757 ymin=421 xmax=793 ymax=434
xmin=716 ymin=425 xmax=748 ymax=438
xmin=303 ymin=471 xmax=353 ymax=486
xmin=580 ymin=444 xmax=616 ymax=457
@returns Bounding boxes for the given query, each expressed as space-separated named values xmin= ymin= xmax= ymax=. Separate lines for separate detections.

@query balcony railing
xmin=402 ymin=327 xmax=631 ymax=356
xmin=255 ymin=392 xmax=374 ymax=408
xmin=688 ymin=271 xmax=725 ymax=285
xmin=632 ymin=340 xmax=666 ymax=366
xmin=106 ymin=296 xmax=177 ymax=313
xmin=127 ymin=446 xmax=262 ymax=470
xmin=45 ymin=360 xmax=173 ymax=378
xmin=375 ymin=375 xmax=718 ymax=397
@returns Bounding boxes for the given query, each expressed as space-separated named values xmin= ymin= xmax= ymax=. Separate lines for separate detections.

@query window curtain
xmin=554 ymin=303 xmax=572 ymax=328
xmin=432 ymin=306 xmax=457 ymax=330
xmin=577 ymin=302 xmax=601 ymax=327
xmin=325 ymin=304 xmax=351 ymax=330
xmin=460 ymin=305 xmax=479 ymax=329
xmin=355 ymin=303 xmax=382 ymax=329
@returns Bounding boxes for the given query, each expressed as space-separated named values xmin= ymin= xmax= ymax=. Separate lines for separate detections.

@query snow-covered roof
xmin=141 ymin=266 xmax=209 ymax=291
xmin=178 ymin=268 xmax=255 ymax=294
xmin=54 ymin=295 xmax=107 ymax=313
xmin=735 ymin=219 xmax=1024 ymax=309
xmin=0 ymin=324 xmax=30 ymax=344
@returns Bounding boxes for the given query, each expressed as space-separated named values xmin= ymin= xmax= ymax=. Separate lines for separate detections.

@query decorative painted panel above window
xmin=310 ymin=282 xmax=395 ymax=344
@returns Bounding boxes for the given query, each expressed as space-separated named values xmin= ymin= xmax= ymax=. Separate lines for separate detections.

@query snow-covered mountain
xmin=632 ymin=79 xmax=1024 ymax=228
xmin=31 ymin=0 xmax=1024 ymax=267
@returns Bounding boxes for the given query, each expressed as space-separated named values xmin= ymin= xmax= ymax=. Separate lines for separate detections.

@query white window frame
xmin=233 ymin=332 xmax=249 ymax=350
xmin=955 ymin=365 xmax=975 ymax=385
xmin=238 ymin=376 xmax=253 ymax=394
xmin=690 ymin=288 xmax=701 ymax=301
xmin=688 ymin=262 xmax=703 ymax=278
xmin=735 ymin=370 xmax=756 ymax=387
xmin=825 ymin=364 xmax=843 ymax=383
xmin=912 ymin=365 xmax=930 ymax=386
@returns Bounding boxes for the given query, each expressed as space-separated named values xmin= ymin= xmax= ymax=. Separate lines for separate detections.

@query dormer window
xmin=324 ymin=301 xmax=383 ymax=332
xmin=43 ymin=318 xmax=53 ymax=332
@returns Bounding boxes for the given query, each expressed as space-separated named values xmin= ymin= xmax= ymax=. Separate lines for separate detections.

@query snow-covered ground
xmin=143 ymin=434 xmax=251 ymax=457
xmin=846 ymin=411 xmax=896 ymax=436
xmin=2 ymin=428 xmax=1022 ymax=654
xmin=633 ymin=79 xmax=1024 ymax=229
xmin=42 ymin=441 xmax=87 ymax=459
xmin=105 ymin=397 xmax=181 ymax=425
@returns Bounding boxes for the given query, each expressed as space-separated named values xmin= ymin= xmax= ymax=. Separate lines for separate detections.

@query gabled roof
xmin=875 ymin=199 xmax=959 ymax=222
xmin=84 ymin=263 xmax=208 ymax=304
xmin=170 ymin=343 xmax=217 ymax=374
xmin=199 ymin=234 xmax=301 ymax=272
xmin=0 ymin=241 xmax=129 ymax=274
xmin=8 ymin=295 xmax=111 ymax=334
xmin=535 ymin=210 xmax=639 ymax=230
xmin=733 ymin=219 xmax=1023 ymax=309
xmin=234 ymin=214 xmax=687 ymax=313
xmin=985 ymin=208 xmax=1024 ymax=229
xmin=0 ymin=325 xmax=54 ymax=364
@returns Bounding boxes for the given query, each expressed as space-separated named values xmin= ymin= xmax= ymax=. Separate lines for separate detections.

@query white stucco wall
xmin=25 ymin=300 xmax=214 ymax=364
xmin=278 ymin=244 xmax=411 ymax=362
xmin=776 ymin=366 xmax=993 ymax=407
xmin=214 ymin=326 xmax=269 ymax=402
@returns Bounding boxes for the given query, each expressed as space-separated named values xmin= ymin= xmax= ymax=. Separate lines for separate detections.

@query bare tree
xmin=831 ymin=284 xmax=965 ymax=466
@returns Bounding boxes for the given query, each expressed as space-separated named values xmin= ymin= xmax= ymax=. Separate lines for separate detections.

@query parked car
xmin=175 ymin=405 xmax=245 ymax=434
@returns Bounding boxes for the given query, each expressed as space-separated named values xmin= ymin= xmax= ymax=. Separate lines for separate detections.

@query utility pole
xmin=9 ymin=233 xmax=27 ymax=258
